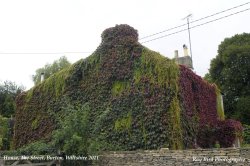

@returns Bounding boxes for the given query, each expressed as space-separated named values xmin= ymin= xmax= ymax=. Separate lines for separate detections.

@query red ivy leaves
xmin=179 ymin=65 xmax=242 ymax=148
xmin=179 ymin=65 xmax=217 ymax=123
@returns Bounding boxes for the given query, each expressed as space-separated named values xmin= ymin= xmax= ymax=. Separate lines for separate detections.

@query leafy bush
xmin=51 ymin=103 xmax=90 ymax=155
xmin=17 ymin=140 xmax=54 ymax=155
xmin=0 ymin=116 xmax=13 ymax=150
xmin=217 ymin=119 xmax=243 ymax=147
xmin=243 ymin=124 xmax=250 ymax=145
xmin=197 ymin=119 xmax=243 ymax=148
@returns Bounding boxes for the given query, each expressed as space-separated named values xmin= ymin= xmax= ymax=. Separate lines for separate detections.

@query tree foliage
xmin=0 ymin=81 xmax=24 ymax=117
xmin=32 ymin=56 xmax=71 ymax=85
xmin=208 ymin=33 xmax=250 ymax=124
xmin=0 ymin=81 xmax=23 ymax=150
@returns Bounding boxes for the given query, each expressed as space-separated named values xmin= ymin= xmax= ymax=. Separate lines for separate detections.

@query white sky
xmin=0 ymin=0 xmax=249 ymax=90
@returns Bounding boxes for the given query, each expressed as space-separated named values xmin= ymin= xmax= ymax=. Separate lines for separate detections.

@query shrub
xmin=17 ymin=140 xmax=53 ymax=155
xmin=51 ymin=103 xmax=90 ymax=155
xmin=197 ymin=119 xmax=243 ymax=148
xmin=0 ymin=116 xmax=12 ymax=150
xmin=217 ymin=119 xmax=243 ymax=148
xmin=243 ymin=124 xmax=250 ymax=145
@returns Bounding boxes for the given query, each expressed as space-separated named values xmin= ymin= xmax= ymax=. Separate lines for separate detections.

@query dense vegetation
xmin=14 ymin=25 xmax=242 ymax=155
xmin=0 ymin=81 xmax=24 ymax=117
xmin=205 ymin=33 xmax=250 ymax=125
xmin=205 ymin=33 xmax=250 ymax=146
xmin=32 ymin=56 xmax=71 ymax=85
xmin=0 ymin=81 xmax=24 ymax=150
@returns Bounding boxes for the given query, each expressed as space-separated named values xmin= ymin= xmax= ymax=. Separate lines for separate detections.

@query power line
xmin=140 ymin=2 xmax=250 ymax=40
xmin=1 ymin=3 xmax=249 ymax=54
xmin=190 ymin=2 xmax=250 ymax=25
xmin=141 ymin=8 xmax=250 ymax=44
xmin=0 ymin=51 xmax=92 ymax=54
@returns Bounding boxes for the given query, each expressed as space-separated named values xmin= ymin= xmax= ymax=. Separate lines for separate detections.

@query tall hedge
xmin=14 ymin=24 xmax=242 ymax=150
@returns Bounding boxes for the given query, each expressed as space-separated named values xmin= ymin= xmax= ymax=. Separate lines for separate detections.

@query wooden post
xmin=235 ymin=137 xmax=241 ymax=148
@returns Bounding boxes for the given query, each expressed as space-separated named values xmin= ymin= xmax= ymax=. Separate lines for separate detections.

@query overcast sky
xmin=0 ymin=0 xmax=249 ymax=90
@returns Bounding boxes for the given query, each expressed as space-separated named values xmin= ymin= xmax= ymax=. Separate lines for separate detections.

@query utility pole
xmin=183 ymin=14 xmax=193 ymax=69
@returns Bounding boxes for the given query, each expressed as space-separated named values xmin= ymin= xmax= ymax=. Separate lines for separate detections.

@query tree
xmin=208 ymin=33 xmax=250 ymax=124
xmin=0 ymin=81 xmax=24 ymax=150
xmin=203 ymin=73 xmax=213 ymax=83
xmin=32 ymin=56 xmax=71 ymax=85
xmin=0 ymin=81 xmax=24 ymax=117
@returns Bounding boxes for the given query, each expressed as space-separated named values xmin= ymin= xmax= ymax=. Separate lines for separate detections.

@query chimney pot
xmin=183 ymin=44 xmax=189 ymax=56
xmin=41 ymin=72 xmax=45 ymax=82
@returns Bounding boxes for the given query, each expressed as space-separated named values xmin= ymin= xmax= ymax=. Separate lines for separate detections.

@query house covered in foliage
xmin=14 ymin=24 xmax=242 ymax=151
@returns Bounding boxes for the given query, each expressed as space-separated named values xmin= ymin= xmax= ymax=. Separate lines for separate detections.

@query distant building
xmin=174 ymin=44 xmax=193 ymax=69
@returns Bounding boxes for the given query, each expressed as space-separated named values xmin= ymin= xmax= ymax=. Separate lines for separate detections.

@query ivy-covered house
xmin=14 ymin=24 xmax=242 ymax=150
